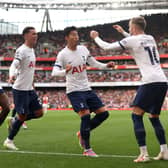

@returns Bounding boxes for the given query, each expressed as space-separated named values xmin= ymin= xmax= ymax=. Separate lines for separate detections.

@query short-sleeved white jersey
xmin=53 ymin=45 xmax=107 ymax=93
xmin=119 ymin=34 xmax=167 ymax=84
xmin=12 ymin=44 xmax=35 ymax=90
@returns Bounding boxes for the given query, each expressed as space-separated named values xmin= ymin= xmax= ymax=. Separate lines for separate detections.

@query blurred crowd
xmin=2 ymin=70 xmax=168 ymax=83
xmin=0 ymin=70 xmax=142 ymax=83
xmin=4 ymin=88 xmax=168 ymax=110
xmin=1 ymin=13 xmax=168 ymax=110
xmin=0 ymin=14 xmax=168 ymax=58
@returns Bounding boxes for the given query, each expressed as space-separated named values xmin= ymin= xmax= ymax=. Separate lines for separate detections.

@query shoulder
xmin=144 ymin=34 xmax=155 ymax=41
xmin=57 ymin=47 xmax=66 ymax=56
xmin=124 ymin=35 xmax=138 ymax=41
xmin=15 ymin=44 xmax=26 ymax=56
xmin=56 ymin=47 xmax=67 ymax=61
xmin=121 ymin=35 xmax=143 ymax=45
xmin=77 ymin=45 xmax=89 ymax=53
xmin=78 ymin=45 xmax=87 ymax=50
xmin=120 ymin=36 xmax=136 ymax=47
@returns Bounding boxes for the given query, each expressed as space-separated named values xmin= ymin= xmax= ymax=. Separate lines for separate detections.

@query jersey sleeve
xmin=9 ymin=49 xmax=23 ymax=77
xmin=122 ymin=31 xmax=130 ymax=37
xmin=87 ymin=55 xmax=107 ymax=69
xmin=9 ymin=59 xmax=20 ymax=77
xmin=84 ymin=46 xmax=107 ymax=69
xmin=94 ymin=37 xmax=123 ymax=50
xmin=51 ymin=52 xmax=66 ymax=76
xmin=119 ymin=36 xmax=135 ymax=50
xmin=14 ymin=49 xmax=24 ymax=61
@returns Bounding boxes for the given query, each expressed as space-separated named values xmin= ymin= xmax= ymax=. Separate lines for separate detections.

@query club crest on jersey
xmin=72 ymin=64 xmax=86 ymax=74
xmin=28 ymin=61 xmax=35 ymax=68
xmin=82 ymin=56 xmax=86 ymax=62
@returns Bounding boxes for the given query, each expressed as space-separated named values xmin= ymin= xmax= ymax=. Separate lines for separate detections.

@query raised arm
xmin=87 ymin=55 xmax=115 ymax=69
xmin=90 ymin=30 xmax=123 ymax=50
xmin=113 ymin=25 xmax=130 ymax=37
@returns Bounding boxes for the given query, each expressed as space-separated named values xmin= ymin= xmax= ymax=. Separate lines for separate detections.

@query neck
xmin=25 ymin=41 xmax=34 ymax=48
xmin=67 ymin=44 xmax=77 ymax=51
xmin=134 ymin=30 xmax=145 ymax=35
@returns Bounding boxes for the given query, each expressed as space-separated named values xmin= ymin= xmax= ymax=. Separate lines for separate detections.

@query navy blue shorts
xmin=132 ymin=82 xmax=167 ymax=115
xmin=13 ymin=89 xmax=42 ymax=115
xmin=67 ymin=90 xmax=104 ymax=112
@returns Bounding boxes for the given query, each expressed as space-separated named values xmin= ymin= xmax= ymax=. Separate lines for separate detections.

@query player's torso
xmin=14 ymin=45 xmax=36 ymax=90
xmin=130 ymin=35 xmax=158 ymax=63
xmin=61 ymin=45 xmax=91 ymax=93
xmin=62 ymin=46 xmax=88 ymax=74
xmin=129 ymin=35 xmax=167 ymax=83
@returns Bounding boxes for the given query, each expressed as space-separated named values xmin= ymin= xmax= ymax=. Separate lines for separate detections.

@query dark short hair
xmin=22 ymin=26 xmax=35 ymax=36
xmin=131 ymin=16 xmax=146 ymax=30
xmin=64 ymin=26 xmax=77 ymax=37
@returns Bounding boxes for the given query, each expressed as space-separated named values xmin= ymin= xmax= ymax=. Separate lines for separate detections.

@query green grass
xmin=0 ymin=110 xmax=168 ymax=168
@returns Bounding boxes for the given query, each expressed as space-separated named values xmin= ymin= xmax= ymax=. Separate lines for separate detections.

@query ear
xmin=24 ymin=34 xmax=27 ymax=40
xmin=65 ymin=36 xmax=67 ymax=41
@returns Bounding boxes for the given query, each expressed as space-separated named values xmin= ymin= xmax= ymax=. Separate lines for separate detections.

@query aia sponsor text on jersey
xmin=72 ymin=64 xmax=86 ymax=74
xmin=28 ymin=61 xmax=35 ymax=68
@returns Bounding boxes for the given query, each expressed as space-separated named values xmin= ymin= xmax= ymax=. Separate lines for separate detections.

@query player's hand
xmin=90 ymin=30 xmax=99 ymax=39
xmin=66 ymin=64 xmax=72 ymax=73
xmin=106 ymin=61 xmax=115 ymax=69
xmin=113 ymin=25 xmax=124 ymax=33
xmin=8 ymin=76 xmax=15 ymax=84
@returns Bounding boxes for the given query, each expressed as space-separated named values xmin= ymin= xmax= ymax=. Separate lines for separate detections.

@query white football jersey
xmin=12 ymin=44 xmax=35 ymax=90
xmin=119 ymin=34 xmax=167 ymax=83
xmin=53 ymin=45 xmax=107 ymax=93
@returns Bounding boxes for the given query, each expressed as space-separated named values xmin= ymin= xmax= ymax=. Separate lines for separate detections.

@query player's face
xmin=66 ymin=30 xmax=79 ymax=46
xmin=25 ymin=29 xmax=38 ymax=46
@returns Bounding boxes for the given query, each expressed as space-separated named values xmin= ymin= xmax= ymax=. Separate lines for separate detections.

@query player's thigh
xmin=12 ymin=89 xmax=29 ymax=115
xmin=150 ymin=82 xmax=167 ymax=115
xmin=86 ymin=91 xmax=105 ymax=113
xmin=132 ymin=82 xmax=167 ymax=115
xmin=67 ymin=91 xmax=89 ymax=113
xmin=29 ymin=90 xmax=43 ymax=113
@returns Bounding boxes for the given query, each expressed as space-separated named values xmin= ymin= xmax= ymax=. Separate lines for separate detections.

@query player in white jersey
xmin=90 ymin=16 xmax=168 ymax=162
xmin=52 ymin=26 xmax=115 ymax=157
xmin=3 ymin=27 xmax=44 ymax=150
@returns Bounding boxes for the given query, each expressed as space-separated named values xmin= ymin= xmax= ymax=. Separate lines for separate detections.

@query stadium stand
xmin=1 ymin=13 xmax=168 ymax=109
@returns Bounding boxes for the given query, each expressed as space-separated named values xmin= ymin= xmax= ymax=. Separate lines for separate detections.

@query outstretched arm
xmin=113 ymin=25 xmax=130 ymax=37
xmin=87 ymin=55 xmax=115 ymax=69
xmin=90 ymin=30 xmax=123 ymax=50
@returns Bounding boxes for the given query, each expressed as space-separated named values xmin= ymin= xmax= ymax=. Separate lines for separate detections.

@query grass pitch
xmin=0 ymin=110 xmax=168 ymax=168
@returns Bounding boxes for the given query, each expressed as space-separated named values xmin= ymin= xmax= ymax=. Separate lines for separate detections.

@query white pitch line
xmin=0 ymin=150 xmax=136 ymax=158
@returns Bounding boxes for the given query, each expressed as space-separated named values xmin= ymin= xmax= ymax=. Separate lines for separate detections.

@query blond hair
xmin=131 ymin=16 xmax=146 ymax=31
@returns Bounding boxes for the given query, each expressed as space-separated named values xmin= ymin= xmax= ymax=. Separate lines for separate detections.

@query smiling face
xmin=65 ymin=30 xmax=79 ymax=47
